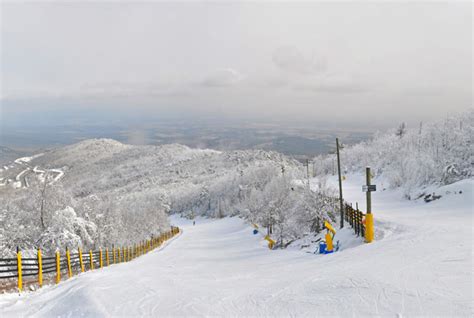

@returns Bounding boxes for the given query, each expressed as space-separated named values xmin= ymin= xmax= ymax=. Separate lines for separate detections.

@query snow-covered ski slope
xmin=1 ymin=177 xmax=472 ymax=317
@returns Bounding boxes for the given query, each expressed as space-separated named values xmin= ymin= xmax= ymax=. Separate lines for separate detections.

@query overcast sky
xmin=1 ymin=1 xmax=472 ymax=128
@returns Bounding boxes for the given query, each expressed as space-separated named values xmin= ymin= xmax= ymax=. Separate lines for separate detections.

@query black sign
xmin=362 ymin=185 xmax=377 ymax=192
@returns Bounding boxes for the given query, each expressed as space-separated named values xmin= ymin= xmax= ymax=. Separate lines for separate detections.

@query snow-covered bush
xmin=38 ymin=206 xmax=96 ymax=252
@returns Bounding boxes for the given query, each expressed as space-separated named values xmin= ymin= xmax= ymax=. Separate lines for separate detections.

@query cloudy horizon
xmin=1 ymin=1 xmax=472 ymax=132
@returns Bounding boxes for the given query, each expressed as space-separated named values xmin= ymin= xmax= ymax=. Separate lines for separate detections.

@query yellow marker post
xmin=78 ymin=248 xmax=84 ymax=272
xmin=66 ymin=248 xmax=72 ymax=278
xmin=99 ymin=249 xmax=103 ymax=268
xmin=113 ymin=247 xmax=116 ymax=264
xmin=16 ymin=248 xmax=22 ymax=292
xmin=37 ymin=249 xmax=43 ymax=288
xmin=106 ymin=248 xmax=110 ymax=266
xmin=55 ymin=251 xmax=61 ymax=284
xmin=365 ymin=213 xmax=374 ymax=243
xmin=365 ymin=167 xmax=375 ymax=243
xmin=89 ymin=250 xmax=94 ymax=270
xmin=117 ymin=248 xmax=121 ymax=263
xmin=123 ymin=247 xmax=126 ymax=262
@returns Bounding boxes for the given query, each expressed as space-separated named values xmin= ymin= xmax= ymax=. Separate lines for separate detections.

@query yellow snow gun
xmin=324 ymin=221 xmax=336 ymax=253
xmin=264 ymin=235 xmax=276 ymax=250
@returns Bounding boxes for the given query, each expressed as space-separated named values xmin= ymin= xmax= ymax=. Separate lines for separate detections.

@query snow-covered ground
xmin=0 ymin=177 xmax=472 ymax=317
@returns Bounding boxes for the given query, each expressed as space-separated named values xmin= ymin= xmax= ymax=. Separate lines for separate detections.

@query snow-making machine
xmin=318 ymin=220 xmax=339 ymax=254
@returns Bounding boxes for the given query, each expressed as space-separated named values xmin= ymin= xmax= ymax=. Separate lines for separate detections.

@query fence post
xmin=89 ymin=250 xmax=94 ymax=270
xmin=118 ymin=247 xmax=121 ymax=263
xmin=79 ymin=248 xmax=84 ymax=272
xmin=99 ymin=248 xmax=103 ymax=268
xmin=16 ymin=247 xmax=22 ymax=292
xmin=66 ymin=247 xmax=72 ymax=278
xmin=123 ymin=247 xmax=126 ymax=262
xmin=113 ymin=246 xmax=116 ymax=264
xmin=55 ymin=250 xmax=61 ymax=284
xmin=37 ymin=248 xmax=43 ymax=288
xmin=106 ymin=248 xmax=110 ymax=266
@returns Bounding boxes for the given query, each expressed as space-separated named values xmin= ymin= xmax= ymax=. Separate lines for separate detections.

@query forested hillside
xmin=0 ymin=140 xmax=336 ymax=256
xmin=313 ymin=110 xmax=473 ymax=198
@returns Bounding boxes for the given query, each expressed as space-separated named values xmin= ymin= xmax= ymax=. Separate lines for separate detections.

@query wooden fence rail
xmin=344 ymin=204 xmax=365 ymax=237
xmin=0 ymin=226 xmax=180 ymax=293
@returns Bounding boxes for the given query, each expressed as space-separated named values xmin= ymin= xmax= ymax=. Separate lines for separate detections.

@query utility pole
xmin=366 ymin=167 xmax=372 ymax=214
xmin=336 ymin=138 xmax=344 ymax=228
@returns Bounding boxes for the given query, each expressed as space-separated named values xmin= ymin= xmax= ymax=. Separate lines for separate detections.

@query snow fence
xmin=0 ymin=226 xmax=180 ymax=293
xmin=344 ymin=204 xmax=367 ymax=238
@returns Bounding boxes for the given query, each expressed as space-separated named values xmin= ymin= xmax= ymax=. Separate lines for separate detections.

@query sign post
xmin=365 ymin=167 xmax=374 ymax=243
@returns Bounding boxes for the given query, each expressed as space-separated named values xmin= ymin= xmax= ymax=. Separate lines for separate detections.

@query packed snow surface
xmin=0 ymin=178 xmax=472 ymax=317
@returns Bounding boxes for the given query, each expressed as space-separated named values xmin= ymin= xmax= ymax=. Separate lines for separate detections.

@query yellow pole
xmin=365 ymin=213 xmax=374 ymax=243
xmin=113 ymin=247 xmax=116 ymax=264
xmin=37 ymin=249 xmax=43 ymax=288
xmin=123 ymin=247 xmax=126 ymax=262
xmin=79 ymin=248 xmax=84 ymax=272
xmin=99 ymin=249 xmax=103 ymax=268
xmin=89 ymin=250 xmax=94 ymax=270
xmin=17 ymin=248 xmax=22 ymax=292
xmin=66 ymin=248 xmax=72 ymax=278
xmin=106 ymin=248 xmax=110 ymax=266
xmin=117 ymin=247 xmax=121 ymax=263
xmin=55 ymin=251 xmax=61 ymax=284
xmin=365 ymin=167 xmax=374 ymax=243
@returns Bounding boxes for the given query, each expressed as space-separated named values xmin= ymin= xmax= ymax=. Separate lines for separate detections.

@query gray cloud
xmin=272 ymin=46 xmax=327 ymax=75
xmin=200 ymin=69 xmax=244 ymax=87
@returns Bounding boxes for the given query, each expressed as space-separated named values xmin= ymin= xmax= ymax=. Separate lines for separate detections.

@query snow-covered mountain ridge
xmin=0 ymin=139 xmax=305 ymax=256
